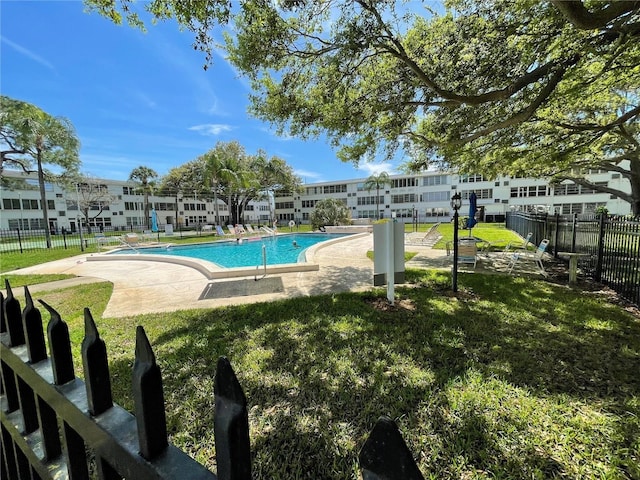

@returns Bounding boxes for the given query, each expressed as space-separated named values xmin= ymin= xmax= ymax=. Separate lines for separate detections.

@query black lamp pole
xmin=451 ymin=193 xmax=462 ymax=292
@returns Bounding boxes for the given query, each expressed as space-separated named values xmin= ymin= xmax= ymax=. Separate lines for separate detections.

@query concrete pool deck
xmin=3 ymin=233 xmax=556 ymax=318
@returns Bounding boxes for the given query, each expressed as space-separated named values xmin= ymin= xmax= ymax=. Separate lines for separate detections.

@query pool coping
xmin=86 ymin=232 xmax=368 ymax=279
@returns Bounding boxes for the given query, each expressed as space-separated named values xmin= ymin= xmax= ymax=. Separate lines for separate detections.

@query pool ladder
xmin=255 ymin=244 xmax=267 ymax=281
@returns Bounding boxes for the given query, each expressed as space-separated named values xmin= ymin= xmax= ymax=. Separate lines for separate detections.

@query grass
xmin=3 ymin=223 xmax=638 ymax=477
xmin=432 ymin=223 xmax=523 ymax=251
xmin=7 ymin=268 xmax=639 ymax=479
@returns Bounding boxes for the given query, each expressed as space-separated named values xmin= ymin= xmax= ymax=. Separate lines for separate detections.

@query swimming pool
xmin=108 ymin=233 xmax=348 ymax=268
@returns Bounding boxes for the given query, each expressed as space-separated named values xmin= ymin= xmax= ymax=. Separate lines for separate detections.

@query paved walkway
xmin=3 ymin=234 xmax=557 ymax=318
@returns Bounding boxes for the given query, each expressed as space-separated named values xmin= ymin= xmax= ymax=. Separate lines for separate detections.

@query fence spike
xmin=22 ymin=286 xmax=47 ymax=364
xmin=40 ymin=299 xmax=75 ymax=385
xmin=133 ymin=325 xmax=168 ymax=459
xmin=359 ymin=416 xmax=424 ymax=480
xmin=3 ymin=280 xmax=24 ymax=347
xmin=214 ymin=356 xmax=251 ymax=480
xmin=81 ymin=307 xmax=113 ymax=415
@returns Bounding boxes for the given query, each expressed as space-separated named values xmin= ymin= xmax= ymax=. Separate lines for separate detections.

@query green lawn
xmin=433 ymin=223 xmax=525 ymax=251
xmin=7 ymin=269 xmax=638 ymax=479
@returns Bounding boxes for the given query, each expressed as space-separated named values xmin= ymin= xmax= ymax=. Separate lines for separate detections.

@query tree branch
xmin=457 ymin=66 xmax=568 ymax=144
xmin=357 ymin=0 xmax=574 ymax=106
xmin=550 ymin=0 xmax=640 ymax=30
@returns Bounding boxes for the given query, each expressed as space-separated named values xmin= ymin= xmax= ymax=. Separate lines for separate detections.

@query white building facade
xmin=0 ymin=170 xmax=272 ymax=232
xmin=273 ymin=168 xmax=632 ymax=224
xmin=1 ymin=168 xmax=631 ymax=232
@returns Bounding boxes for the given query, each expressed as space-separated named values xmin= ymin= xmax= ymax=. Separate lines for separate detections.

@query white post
xmin=387 ymin=213 xmax=396 ymax=305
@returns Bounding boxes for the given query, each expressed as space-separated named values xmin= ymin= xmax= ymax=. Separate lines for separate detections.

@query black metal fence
xmin=506 ymin=212 xmax=640 ymax=306
xmin=0 ymin=225 xmax=211 ymax=254
xmin=1 ymin=280 xmax=424 ymax=479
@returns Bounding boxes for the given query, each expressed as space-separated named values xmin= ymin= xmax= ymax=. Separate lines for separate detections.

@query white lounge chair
xmin=507 ymin=239 xmax=549 ymax=276
xmin=215 ymin=225 xmax=228 ymax=236
xmin=123 ymin=233 xmax=140 ymax=246
xmin=245 ymin=225 xmax=255 ymax=234
xmin=504 ymin=232 xmax=533 ymax=253
xmin=95 ymin=233 xmax=109 ymax=250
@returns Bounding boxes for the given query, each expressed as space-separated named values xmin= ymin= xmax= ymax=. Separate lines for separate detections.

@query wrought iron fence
xmin=1 ymin=280 xmax=424 ymax=479
xmin=0 ymin=225 xmax=212 ymax=254
xmin=506 ymin=212 xmax=640 ymax=306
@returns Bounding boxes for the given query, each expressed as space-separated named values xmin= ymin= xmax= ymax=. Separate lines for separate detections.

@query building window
xmin=423 ymin=175 xmax=448 ymax=186
xmin=391 ymin=178 xmax=418 ymax=188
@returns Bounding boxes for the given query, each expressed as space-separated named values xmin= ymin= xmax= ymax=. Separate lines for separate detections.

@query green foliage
xmin=310 ymin=198 xmax=351 ymax=229
xmin=1 ymin=95 xmax=81 ymax=246
xmin=1 ymin=95 xmax=80 ymax=175
xmin=84 ymin=2 xmax=640 ymax=211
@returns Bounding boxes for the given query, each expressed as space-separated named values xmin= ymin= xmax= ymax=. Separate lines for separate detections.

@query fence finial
xmin=133 ymin=325 xmax=168 ymax=459
xmin=22 ymin=286 xmax=47 ymax=363
xmin=81 ymin=307 xmax=113 ymax=415
xmin=214 ymin=356 xmax=251 ymax=480
xmin=3 ymin=279 xmax=25 ymax=346
xmin=359 ymin=416 xmax=424 ymax=480
xmin=40 ymin=299 xmax=75 ymax=385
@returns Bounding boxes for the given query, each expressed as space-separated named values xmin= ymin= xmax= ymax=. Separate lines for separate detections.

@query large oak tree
xmin=85 ymin=1 xmax=640 ymax=213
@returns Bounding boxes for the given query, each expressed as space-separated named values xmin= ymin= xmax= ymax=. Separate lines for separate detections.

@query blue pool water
xmin=110 ymin=233 xmax=348 ymax=268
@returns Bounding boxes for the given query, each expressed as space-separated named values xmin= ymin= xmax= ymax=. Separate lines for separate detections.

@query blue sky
xmin=1 ymin=1 xmax=396 ymax=183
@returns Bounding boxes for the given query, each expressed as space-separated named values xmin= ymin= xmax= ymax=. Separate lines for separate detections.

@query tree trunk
xmin=37 ymin=146 xmax=52 ymax=248
xmin=213 ymin=182 xmax=220 ymax=225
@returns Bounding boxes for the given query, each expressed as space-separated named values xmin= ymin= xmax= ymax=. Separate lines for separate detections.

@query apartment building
xmin=273 ymin=168 xmax=632 ymax=224
xmin=1 ymin=167 xmax=631 ymax=232
xmin=0 ymin=170 xmax=272 ymax=232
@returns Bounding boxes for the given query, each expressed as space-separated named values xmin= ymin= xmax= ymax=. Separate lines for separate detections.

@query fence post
xmin=81 ymin=308 xmax=114 ymax=416
xmin=594 ymin=213 xmax=606 ymax=281
xmin=554 ymin=213 xmax=560 ymax=258
xmin=3 ymin=280 xmax=25 ymax=347
xmin=0 ymin=291 xmax=5 ymax=333
xmin=132 ymin=325 xmax=168 ymax=460
xmin=571 ymin=213 xmax=578 ymax=252
xmin=214 ymin=356 xmax=252 ymax=480
xmin=40 ymin=299 xmax=75 ymax=385
xmin=359 ymin=416 xmax=424 ymax=480
xmin=16 ymin=228 xmax=23 ymax=254
xmin=21 ymin=287 xmax=47 ymax=364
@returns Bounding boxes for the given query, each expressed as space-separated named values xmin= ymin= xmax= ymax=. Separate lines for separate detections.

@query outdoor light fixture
xmin=450 ymin=192 xmax=462 ymax=292
xmin=450 ymin=192 xmax=462 ymax=211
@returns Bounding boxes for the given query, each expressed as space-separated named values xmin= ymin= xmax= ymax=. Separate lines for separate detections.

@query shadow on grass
xmin=105 ymin=271 xmax=639 ymax=478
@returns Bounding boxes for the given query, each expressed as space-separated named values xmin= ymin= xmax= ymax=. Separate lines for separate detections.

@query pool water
xmin=110 ymin=233 xmax=348 ymax=268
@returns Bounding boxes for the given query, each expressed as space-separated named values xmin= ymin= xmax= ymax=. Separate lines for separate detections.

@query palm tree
xmin=204 ymin=151 xmax=236 ymax=226
xmin=363 ymin=172 xmax=390 ymax=220
xmin=129 ymin=166 xmax=158 ymax=229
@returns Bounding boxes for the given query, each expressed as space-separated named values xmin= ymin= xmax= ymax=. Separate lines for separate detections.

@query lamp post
xmin=450 ymin=192 xmax=462 ymax=292
xmin=76 ymin=183 xmax=85 ymax=252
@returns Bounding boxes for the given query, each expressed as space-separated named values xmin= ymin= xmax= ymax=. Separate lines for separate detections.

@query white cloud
xmin=188 ymin=124 xmax=233 ymax=136
xmin=1 ymin=36 xmax=55 ymax=71
xmin=294 ymin=169 xmax=324 ymax=183
xmin=357 ymin=162 xmax=396 ymax=176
